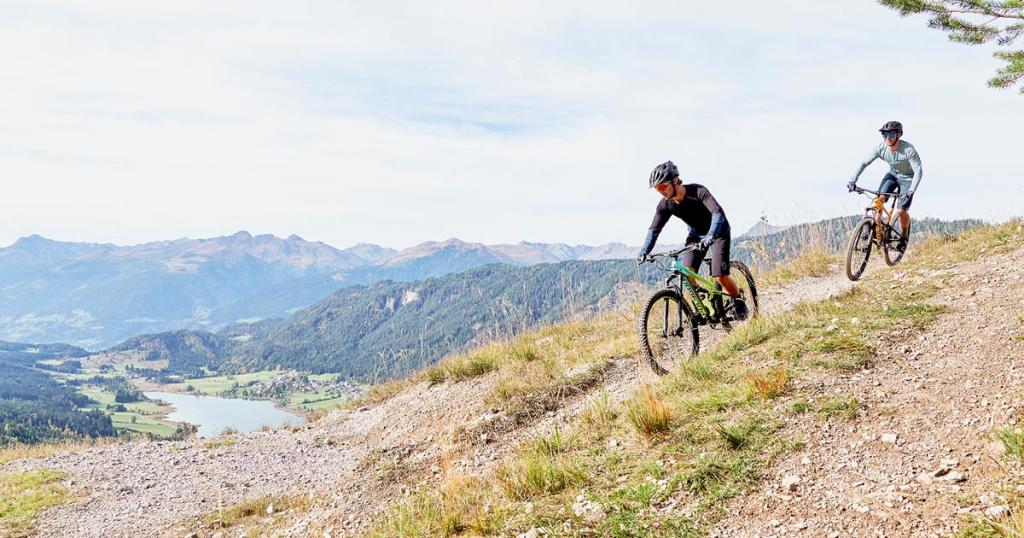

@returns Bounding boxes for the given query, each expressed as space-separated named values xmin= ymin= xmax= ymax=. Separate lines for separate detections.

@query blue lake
xmin=144 ymin=391 xmax=305 ymax=438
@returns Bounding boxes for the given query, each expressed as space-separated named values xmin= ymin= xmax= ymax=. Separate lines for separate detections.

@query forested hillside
xmin=0 ymin=362 xmax=113 ymax=445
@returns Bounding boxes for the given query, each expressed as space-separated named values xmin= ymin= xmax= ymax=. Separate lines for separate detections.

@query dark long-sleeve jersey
xmin=639 ymin=183 xmax=730 ymax=256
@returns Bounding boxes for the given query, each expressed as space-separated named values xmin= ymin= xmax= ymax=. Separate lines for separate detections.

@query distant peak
xmin=230 ymin=231 xmax=253 ymax=240
xmin=12 ymin=234 xmax=55 ymax=247
xmin=287 ymin=234 xmax=304 ymax=242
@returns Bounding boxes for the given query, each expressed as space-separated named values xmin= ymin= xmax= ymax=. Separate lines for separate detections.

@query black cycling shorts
xmin=878 ymin=174 xmax=913 ymax=211
xmin=681 ymin=235 xmax=731 ymax=277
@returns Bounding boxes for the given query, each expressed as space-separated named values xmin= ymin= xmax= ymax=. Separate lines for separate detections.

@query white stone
xmin=782 ymin=474 xmax=801 ymax=492
xmin=881 ymin=433 xmax=898 ymax=444
xmin=985 ymin=505 xmax=1009 ymax=519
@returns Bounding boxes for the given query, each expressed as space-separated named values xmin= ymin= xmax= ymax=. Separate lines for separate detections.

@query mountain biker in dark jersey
xmin=638 ymin=161 xmax=749 ymax=320
xmin=847 ymin=120 xmax=922 ymax=251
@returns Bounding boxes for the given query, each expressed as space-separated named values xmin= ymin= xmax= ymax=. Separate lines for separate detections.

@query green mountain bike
xmin=846 ymin=186 xmax=911 ymax=281
xmin=637 ymin=245 xmax=760 ymax=375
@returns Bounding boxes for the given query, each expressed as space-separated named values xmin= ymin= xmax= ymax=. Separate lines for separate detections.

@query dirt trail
xmin=714 ymin=244 xmax=1024 ymax=537
xmin=6 ymin=263 xmax=872 ymax=537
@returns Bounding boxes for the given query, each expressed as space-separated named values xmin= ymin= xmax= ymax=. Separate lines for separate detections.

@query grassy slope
xmin=367 ymin=220 xmax=1023 ymax=537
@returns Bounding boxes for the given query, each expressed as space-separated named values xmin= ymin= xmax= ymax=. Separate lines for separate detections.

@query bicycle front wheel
xmin=845 ymin=217 xmax=874 ymax=281
xmin=638 ymin=289 xmax=698 ymax=376
xmin=883 ymin=218 xmax=910 ymax=266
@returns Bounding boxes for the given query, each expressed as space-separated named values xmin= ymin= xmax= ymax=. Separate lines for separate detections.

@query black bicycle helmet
xmin=879 ymin=120 xmax=903 ymax=134
xmin=648 ymin=161 xmax=679 ymax=188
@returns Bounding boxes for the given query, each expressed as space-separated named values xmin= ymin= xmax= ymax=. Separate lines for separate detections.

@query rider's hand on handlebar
xmin=699 ymin=235 xmax=714 ymax=250
xmin=636 ymin=254 xmax=650 ymax=265
xmin=847 ymin=180 xmax=857 ymax=192
xmin=899 ymin=191 xmax=914 ymax=204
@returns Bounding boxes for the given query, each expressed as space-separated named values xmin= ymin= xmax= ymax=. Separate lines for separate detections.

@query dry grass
xmin=759 ymin=247 xmax=838 ymax=286
xmin=0 ymin=438 xmax=117 ymax=465
xmin=746 ymin=368 xmax=789 ymax=399
xmin=580 ymin=390 xmax=617 ymax=429
xmin=369 ymin=476 xmax=503 ymax=537
xmin=204 ymin=495 xmax=312 ymax=531
xmin=625 ymin=384 xmax=674 ymax=437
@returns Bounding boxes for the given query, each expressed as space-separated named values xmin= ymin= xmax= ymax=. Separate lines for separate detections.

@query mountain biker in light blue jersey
xmin=847 ymin=120 xmax=922 ymax=250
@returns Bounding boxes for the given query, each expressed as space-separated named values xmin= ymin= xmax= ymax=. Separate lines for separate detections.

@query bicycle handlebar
xmin=650 ymin=244 xmax=701 ymax=259
xmin=852 ymin=186 xmax=904 ymax=197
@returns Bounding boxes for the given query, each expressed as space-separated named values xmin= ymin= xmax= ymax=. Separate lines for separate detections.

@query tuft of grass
xmin=580 ymin=390 xmax=617 ymax=430
xmin=370 ymin=476 xmax=504 ymax=537
xmin=444 ymin=349 xmax=500 ymax=382
xmin=496 ymin=451 xmax=586 ymax=501
xmin=425 ymin=367 xmax=446 ymax=386
xmin=746 ymin=368 xmax=789 ymax=398
xmin=996 ymin=428 xmax=1024 ymax=463
xmin=531 ymin=427 xmax=577 ymax=457
xmin=819 ymin=397 xmax=862 ymax=419
xmin=625 ymin=385 xmax=674 ymax=437
xmin=204 ymin=437 xmax=238 ymax=450
xmin=789 ymin=398 xmax=810 ymax=414
xmin=0 ymin=469 xmax=68 ymax=536
xmin=957 ymin=506 xmax=1024 ymax=537
xmin=508 ymin=340 xmax=539 ymax=362
xmin=205 ymin=495 xmax=310 ymax=530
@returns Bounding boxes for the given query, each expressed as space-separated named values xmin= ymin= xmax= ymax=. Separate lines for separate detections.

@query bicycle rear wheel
xmin=845 ymin=217 xmax=874 ymax=281
xmin=728 ymin=261 xmax=760 ymax=320
xmin=883 ymin=218 xmax=910 ymax=266
xmin=638 ymin=289 xmax=698 ymax=376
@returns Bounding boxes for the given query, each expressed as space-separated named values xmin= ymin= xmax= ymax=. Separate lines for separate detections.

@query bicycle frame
xmin=853 ymin=186 xmax=901 ymax=245
xmin=664 ymin=258 xmax=723 ymax=320
xmin=869 ymin=195 xmax=898 ymax=243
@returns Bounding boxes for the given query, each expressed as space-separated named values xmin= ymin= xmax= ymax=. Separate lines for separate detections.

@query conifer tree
xmin=879 ymin=0 xmax=1024 ymax=92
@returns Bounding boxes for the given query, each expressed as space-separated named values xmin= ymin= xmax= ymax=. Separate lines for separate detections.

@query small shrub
xmin=625 ymin=385 xmax=673 ymax=437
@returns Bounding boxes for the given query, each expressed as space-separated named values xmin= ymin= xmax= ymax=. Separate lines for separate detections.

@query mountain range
xmin=0 ymin=232 xmax=636 ymax=348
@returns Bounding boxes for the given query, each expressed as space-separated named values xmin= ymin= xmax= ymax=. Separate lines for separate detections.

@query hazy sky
xmin=2 ymin=1 xmax=1022 ymax=250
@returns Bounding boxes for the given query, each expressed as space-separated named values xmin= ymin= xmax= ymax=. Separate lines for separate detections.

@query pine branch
xmin=879 ymin=0 xmax=1024 ymax=91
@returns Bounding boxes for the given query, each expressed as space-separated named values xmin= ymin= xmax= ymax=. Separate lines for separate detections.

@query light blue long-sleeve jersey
xmin=851 ymin=140 xmax=923 ymax=193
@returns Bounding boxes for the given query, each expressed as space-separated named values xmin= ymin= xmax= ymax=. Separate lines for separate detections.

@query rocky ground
xmin=12 ymin=245 xmax=1007 ymax=538
xmin=714 ymin=241 xmax=1024 ymax=537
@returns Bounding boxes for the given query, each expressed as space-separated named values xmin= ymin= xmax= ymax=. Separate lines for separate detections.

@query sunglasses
xmin=881 ymin=131 xmax=900 ymax=139
xmin=655 ymin=183 xmax=673 ymax=193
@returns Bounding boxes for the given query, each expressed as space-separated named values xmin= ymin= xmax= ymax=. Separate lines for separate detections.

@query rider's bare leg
xmin=716 ymin=275 xmax=740 ymax=298
xmin=897 ymin=208 xmax=910 ymax=234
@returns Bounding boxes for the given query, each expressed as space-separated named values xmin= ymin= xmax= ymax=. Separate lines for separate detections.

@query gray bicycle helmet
xmin=648 ymin=161 xmax=679 ymax=188
xmin=879 ymin=120 xmax=903 ymax=134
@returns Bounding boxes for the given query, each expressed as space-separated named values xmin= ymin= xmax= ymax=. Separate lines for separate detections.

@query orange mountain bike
xmin=845 ymin=186 xmax=910 ymax=281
